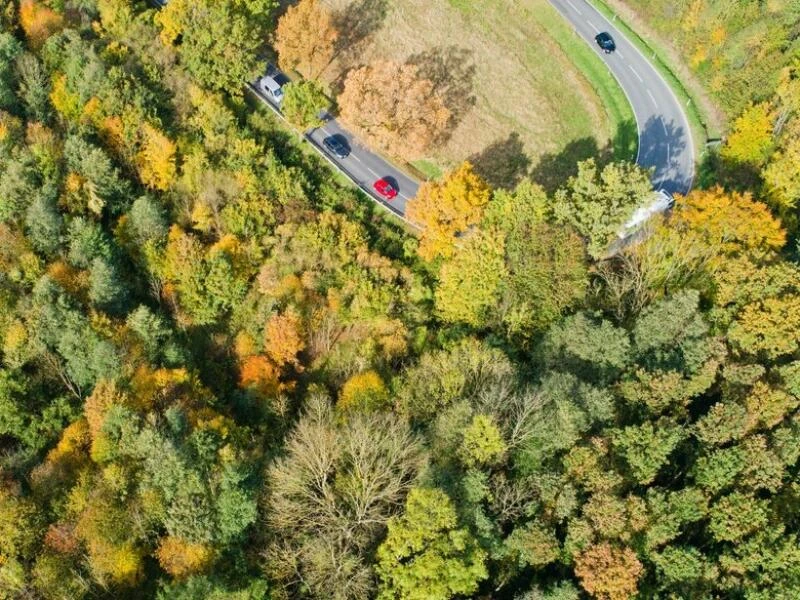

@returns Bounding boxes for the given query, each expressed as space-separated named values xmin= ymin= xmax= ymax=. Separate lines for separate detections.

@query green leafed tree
xmin=281 ymin=80 xmax=328 ymax=130
xmin=376 ymin=487 xmax=488 ymax=600
xmin=553 ymin=159 xmax=653 ymax=259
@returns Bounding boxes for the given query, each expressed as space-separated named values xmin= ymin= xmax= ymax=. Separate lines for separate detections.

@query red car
xmin=373 ymin=178 xmax=398 ymax=200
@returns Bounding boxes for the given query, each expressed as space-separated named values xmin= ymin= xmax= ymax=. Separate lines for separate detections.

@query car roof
xmin=261 ymin=76 xmax=281 ymax=92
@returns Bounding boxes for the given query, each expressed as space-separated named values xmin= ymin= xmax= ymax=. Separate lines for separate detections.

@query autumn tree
xmin=553 ymin=159 xmax=653 ymax=259
xmin=435 ymin=229 xmax=506 ymax=327
xmin=671 ymin=187 xmax=785 ymax=261
xmin=721 ymin=102 xmax=774 ymax=169
xmin=574 ymin=543 xmax=643 ymax=600
xmin=136 ymin=124 xmax=177 ymax=192
xmin=281 ymin=80 xmax=328 ymax=130
xmin=338 ymin=61 xmax=450 ymax=161
xmin=264 ymin=309 xmax=305 ymax=369
xmin=18 ymin=0 xmax=63 ymax=50
xmin=338 ymin=370 xmax=391 ymax=414
xmin=406 ymin=162 xmax=491 ymax=261
xmin=274 ymin=0 xmax=338 ymax=79
xmin=155 ymin=536 xmax=214 ymax=579
xmin=763 ymin=123 xmax=800 ymax=215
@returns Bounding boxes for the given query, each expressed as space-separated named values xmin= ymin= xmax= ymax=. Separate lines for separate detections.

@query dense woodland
xmin=1 ymin=1 xmax=800 ymax=599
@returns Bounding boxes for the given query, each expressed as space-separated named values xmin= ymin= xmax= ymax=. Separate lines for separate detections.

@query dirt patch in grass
xmin=321 ymin=0 xmax=632 ymax=189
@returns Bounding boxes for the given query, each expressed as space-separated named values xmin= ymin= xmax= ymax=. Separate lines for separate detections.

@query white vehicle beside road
xmin=619 ymin=189 xmax=674 ymax=239
xmin=258 ymin=73 xmax=284 ymax=105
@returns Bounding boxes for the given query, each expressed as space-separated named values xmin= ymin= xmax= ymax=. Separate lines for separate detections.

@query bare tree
xmin=263 ymin=395 xmax=425 ymax=599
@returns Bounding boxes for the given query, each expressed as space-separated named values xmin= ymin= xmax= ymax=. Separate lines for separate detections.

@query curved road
xmin=549 ymin=0 xmax=694 ymax=196
xmin=252 ymin=0 xmax=695 ymax=216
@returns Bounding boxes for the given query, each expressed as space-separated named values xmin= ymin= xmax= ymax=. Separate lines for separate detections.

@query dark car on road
xmin=595 ymin=32 xmax=616 ymax=53
xmin=373 ymin=178 xmax=398 ymax=200
xmin=323 ymin=134 xmax=351 ymax=159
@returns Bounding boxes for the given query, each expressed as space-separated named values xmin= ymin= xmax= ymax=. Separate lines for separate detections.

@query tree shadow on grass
xmin=469 ymin=132 xmax=531 ymax=190
xmin=333 ymin=0 xmax=388 ymax=64
xmin=529 ymin=119 xmax=638 ymax=194
xmin=408 ymin=46 xmax=477 ymax=144
xmin=530 ymin=137 xmax=604 ymax=194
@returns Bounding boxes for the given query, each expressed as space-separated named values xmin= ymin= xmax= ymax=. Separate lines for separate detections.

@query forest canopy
xmin=0 ymin=1 xmax=800 ymax=600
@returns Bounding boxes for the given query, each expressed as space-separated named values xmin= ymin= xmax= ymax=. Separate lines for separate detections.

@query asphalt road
xmin=252 ymin=0 xmax=695 ymax=218
xmin=306 ymin=119 xmax=419 ymax=216
xmin=548 ymin=0 xmax=695 ymax=195
xmin=250 ymin=77 xmax=419 ymax=218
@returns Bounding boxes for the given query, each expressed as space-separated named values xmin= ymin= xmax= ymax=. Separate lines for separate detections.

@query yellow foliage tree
xmin=406 ymin=162 xmax=492 ymax=261
xmin=18 ymin=0 xmax=63 ymax=50
xmin=338 ymin=61 xmax=450 ymax=161
xmin=155 ymin=536 xmax=214 ymax=579
xmin=574 ymin=543 xmax=644 ymax=600
xmin=728 ymin=295 xmax=800 ymax=360
xmin=721 ymin=103 xmax=774 ymax=168
xmin=763 ymin=129 xmax=800 ymax=213
xmin=672 ymin=187 xmax=785 ymax=261
xmin=49 ymin=74 xmax=82 ymax=122
xmin=337 ymin=370 xmax=390 ymax=414
xmin=275 ymin=0 xmax=338 ymax=79
xmin=434 ymin=229 xmax=506 ymax=326
xmin=137 ymin=124 xmax=177 ymax=191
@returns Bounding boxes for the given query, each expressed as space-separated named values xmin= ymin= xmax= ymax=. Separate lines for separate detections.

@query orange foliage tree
xmin=406 ymin=162 xmax=492 ymax=261
xmin=338 ymin=61 xmax=450 ymax=161
xmin=574 ymin=543 xmax=644 ymax=600
xmin=274 ymin=0 xmax=338 ymax=79
xmin=239 ymin=354 xmax=285 ymax=398
xmin=264 ymin=309 xmax=305 ymax=369
xmin=19 ymin=0 xmax=63 ymax=50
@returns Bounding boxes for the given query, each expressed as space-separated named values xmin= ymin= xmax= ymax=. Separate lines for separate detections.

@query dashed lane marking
xmin=628 ymin=64 xmax=644 ymax=82
xmin=566 ymin=0 xmax=582 ymax=15
xmin=587 ymin=20 xmax=600 ymax=33
xmin=661 ymin=118 xmax=669 ymax=136
xmin=616 ymin=50 xmax=624 ymax=59
xmin=647 ymin=89 xmax=658 ymax=108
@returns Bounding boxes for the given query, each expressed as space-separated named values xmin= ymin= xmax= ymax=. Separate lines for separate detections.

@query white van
xmin=259 ymin=75 xmax=284 ymax=105
xmin=618 ymin=189 xmax=674 ymax=239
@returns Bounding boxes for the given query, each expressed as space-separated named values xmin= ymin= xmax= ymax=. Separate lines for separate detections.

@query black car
xmin=595 ymin=32 xmax=616 ymax=53
xmin=323 ymin=134 xmax=351 ymax=159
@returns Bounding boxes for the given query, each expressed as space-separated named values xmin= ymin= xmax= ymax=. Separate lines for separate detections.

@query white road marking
xmin=616 ymin=50 xmax=624 ymax=59
xmin=628 ymin=65 xmax=643 ymax=82
xmin=647 ymin=89 xmax=658 ymax=108
xmin=587 ymin=20 xmax=600 ymax=33
xmin=566 ymin=0 xmax=582 ymax=15
xmin=661 ymin=118 xmax=669 ymax=136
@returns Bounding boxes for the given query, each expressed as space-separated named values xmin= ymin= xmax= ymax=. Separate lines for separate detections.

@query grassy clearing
xmin=324 ymin=0 xmax=634 ymax=189
xmin=588 ymin=0 xmax=723 ymax=146
xmin=531 ymin=2 xmax=637 ymax=162
xmin=410 ymin=159 xmax=444 ymax=181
